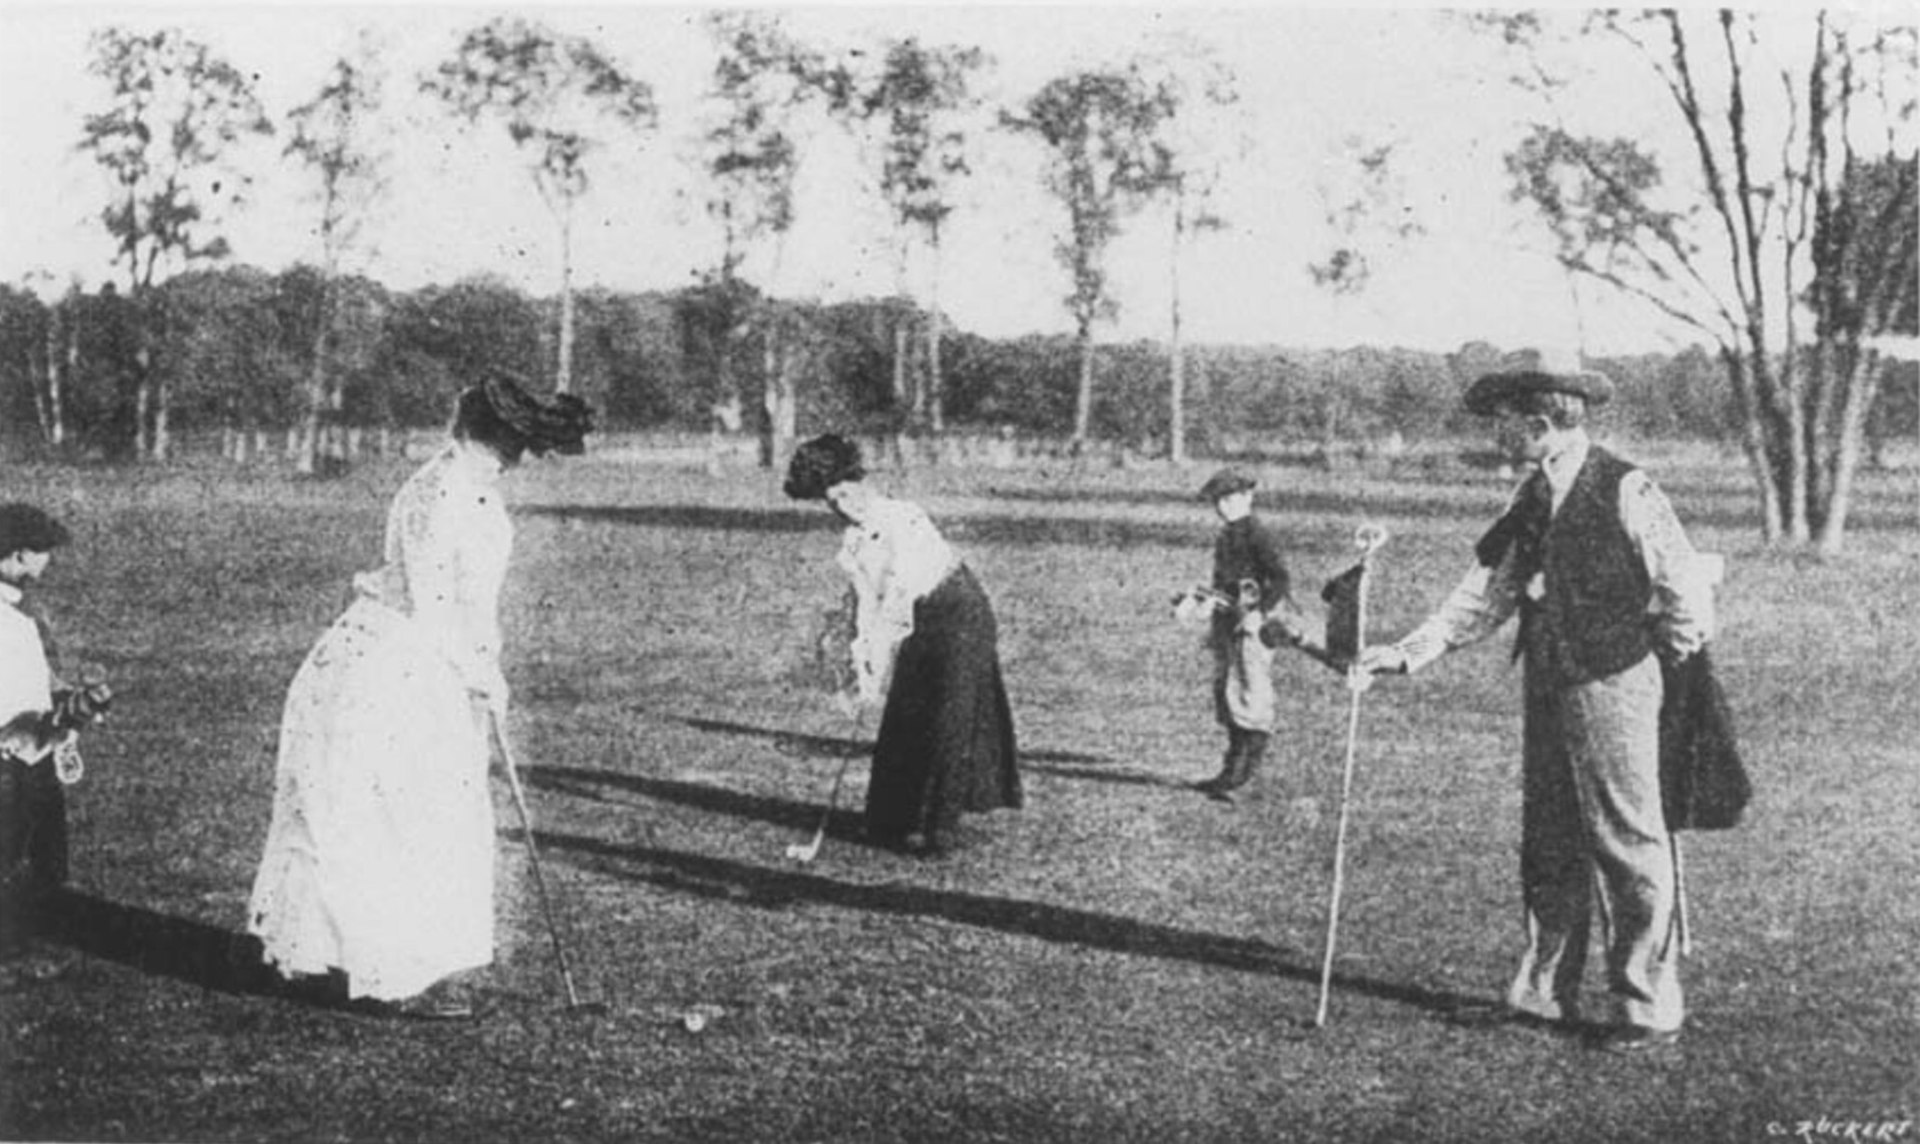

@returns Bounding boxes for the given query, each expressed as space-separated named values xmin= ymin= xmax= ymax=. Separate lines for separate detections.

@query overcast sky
xmin=0 ymin=3 xmax=1852 ymax=356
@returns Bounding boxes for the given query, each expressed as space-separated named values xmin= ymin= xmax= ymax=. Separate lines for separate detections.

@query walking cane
xmin=489 ymin=708 xmax=605 ymax=1016
xmin=1671 ymin=833 xmax=1692 ymax=958
xmin=1315 ymin=524 xmax=1388 ymax=1029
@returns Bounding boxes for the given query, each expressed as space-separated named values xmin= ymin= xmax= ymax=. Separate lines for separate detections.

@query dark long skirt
xmin=865 ymin=564 xmax=1021 ymax=848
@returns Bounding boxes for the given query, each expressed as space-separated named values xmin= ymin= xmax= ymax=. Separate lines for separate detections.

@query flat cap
xmin=1198 ymin=467 xmax=1257 ymax=502
xmin=1464 ymin=347 xmax=1614 ymax=415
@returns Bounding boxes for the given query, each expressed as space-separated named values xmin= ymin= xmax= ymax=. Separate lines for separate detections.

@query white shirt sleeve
xmin=836 ymin=498 xmax=957 ymax=703
xmin=0 ymin=602 xmax=56 ymax=762
xmin=1394 ymin=554 xmax=1525 ymax=674
xmin=1620 ymin=470 xmax=1716 ymax=656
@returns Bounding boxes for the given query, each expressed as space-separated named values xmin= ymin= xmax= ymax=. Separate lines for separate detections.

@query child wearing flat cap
xmin=1193 ymin=468 xmax=1295 ymax=802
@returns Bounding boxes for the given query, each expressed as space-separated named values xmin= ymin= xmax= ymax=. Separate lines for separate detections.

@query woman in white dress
xmin=247 ymin=373 xmax=591 ymax=1018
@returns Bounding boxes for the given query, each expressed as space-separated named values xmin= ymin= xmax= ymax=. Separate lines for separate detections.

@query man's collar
xmin=1539 ymin=430 xmax=1592 ymax=491
xmin=0 ymin=581 xmax=22 ymax=608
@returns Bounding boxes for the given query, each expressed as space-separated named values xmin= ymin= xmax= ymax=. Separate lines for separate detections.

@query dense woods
xmin=4 ymin=267 xmax=1912 ymax=463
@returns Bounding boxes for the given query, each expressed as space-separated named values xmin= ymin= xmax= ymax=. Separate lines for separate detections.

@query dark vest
xmin=1523 ymin=446 xmax=1655 ymax=686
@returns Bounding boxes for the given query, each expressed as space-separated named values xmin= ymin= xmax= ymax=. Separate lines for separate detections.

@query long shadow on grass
xmin=33 ymin=890 xmax=334 ymax=1007
xmin=669 ymin=714 xmax=1179 ymax=790
xmin=528 ymin=765 xmax=832 ymax=834
xmin=670 ymin=713 xmax=1115 ymax=768
xmin=532 ymin=828 xmax=1476 ymax=1020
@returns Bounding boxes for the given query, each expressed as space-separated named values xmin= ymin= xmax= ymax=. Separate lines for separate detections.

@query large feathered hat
xmin=1463 ymin=347 xmax=1615 ymax=415
xmin=479 ymin=368 xmax=596 ymax=456
xmin=784 ymin=434 xmax=866 ymax=501
xmin=0 ymin=503 xmax=70 ymax=556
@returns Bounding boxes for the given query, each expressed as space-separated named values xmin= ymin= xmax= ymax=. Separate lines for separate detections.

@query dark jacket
xmin=1659 ymin=648 xmax=1751 ymax=831
xmin=1212 ymin=515 xmax=1291 ymax=610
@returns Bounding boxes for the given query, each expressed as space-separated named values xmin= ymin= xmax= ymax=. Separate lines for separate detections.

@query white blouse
xmin=354 ymin=443 xmax=514 ymax=696
xmin=837 ymin=496 xmax=959 ymax=704
xmin=0 ymin=584 xmax=54 ymax=762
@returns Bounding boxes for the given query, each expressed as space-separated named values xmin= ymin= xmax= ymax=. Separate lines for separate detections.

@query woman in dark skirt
xmin=784 ymin=434 xmax=1021 ymax=855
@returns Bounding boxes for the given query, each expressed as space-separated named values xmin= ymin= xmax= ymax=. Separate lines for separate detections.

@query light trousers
xmin=1509 ymin=652 xmax=1684 ymax=1032
xmin=1213 ymin=628 xmax=1277 ymax=733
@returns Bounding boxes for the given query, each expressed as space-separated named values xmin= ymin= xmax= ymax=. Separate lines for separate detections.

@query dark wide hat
xmin=784 ymin=434 xmax=866 ymax=501
xmin=1464 ymin=347 xmax=1614 ymax=415
xmin=0 ymin=503 xmax=70 ymax=556
xmin=480 ymin=368 xmax=595 ymax=456
xmin=1198 ymin=467 xmax=1257 ymax=502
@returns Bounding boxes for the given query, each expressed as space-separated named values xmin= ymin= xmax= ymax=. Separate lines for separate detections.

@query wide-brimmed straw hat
xmin=1463 ymin=347 xmax=1615 ymax=415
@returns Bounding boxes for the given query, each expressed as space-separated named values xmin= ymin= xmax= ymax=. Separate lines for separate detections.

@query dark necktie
xmin=1475 ymin=473 xmax=1553 ymax=578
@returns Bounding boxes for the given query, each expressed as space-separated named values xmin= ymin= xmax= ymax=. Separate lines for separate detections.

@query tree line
xmin=6 ymin=11 xmax=1916 ymax=552
xmin=8 ymin=264 xmax=1913 ymax=466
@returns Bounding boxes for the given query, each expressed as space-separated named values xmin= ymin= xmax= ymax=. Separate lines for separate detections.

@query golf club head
xmin=784 ymin=841 xmax=820 ymax=863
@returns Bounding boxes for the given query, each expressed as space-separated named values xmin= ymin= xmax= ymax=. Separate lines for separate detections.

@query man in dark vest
xmin=1361 ymin=349 xmax=1717 ymax=1053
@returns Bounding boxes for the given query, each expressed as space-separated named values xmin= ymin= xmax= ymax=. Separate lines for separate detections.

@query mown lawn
xmin=1 ymin=440 xmax=1915 ymax=1143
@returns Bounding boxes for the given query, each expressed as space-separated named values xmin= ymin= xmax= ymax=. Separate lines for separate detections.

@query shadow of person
xmin=528 ymin=830 xmax=1483 ymax=1024
xmin=33 ymin=889 xmax=344 ymax=1009
xmin=522 ymin=765 xmax=881 ymax=853
xmin=668 ymin=712 xmax=1112 ymax=768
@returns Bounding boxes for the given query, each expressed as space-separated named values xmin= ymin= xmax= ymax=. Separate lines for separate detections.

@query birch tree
xmin=285 ymin=35 xmax=388 ymax=474
xmin=835 ymin=36 xmax=987 ymax=438
xmin=1005 ymin=69 xmax=1167 ymax=448
xmin=426 ymin=18 xmax=657 ymax=395
xmin=1133 ymin=39 xmax=1246 ymax=464
xmin=698 ymin=10 xmax=832 ymax=469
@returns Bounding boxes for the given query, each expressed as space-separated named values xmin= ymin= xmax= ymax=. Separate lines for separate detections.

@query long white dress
xmin=247 ymin=444 xmax=511 ymax=1001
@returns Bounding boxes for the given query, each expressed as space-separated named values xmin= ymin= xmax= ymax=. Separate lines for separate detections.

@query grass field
xmin=1 ymin=440 xmax=1915 ymax=1144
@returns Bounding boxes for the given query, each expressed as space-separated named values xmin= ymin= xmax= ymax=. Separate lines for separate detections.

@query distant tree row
xmin=54 ymin=15 xmax=1385 ymax=478
xmin=20 ymin=11 xmax=1916 ymax=551
xmin=9 ymin=265 xmax=1911 ymax=465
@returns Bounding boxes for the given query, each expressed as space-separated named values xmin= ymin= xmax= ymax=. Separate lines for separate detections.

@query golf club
xmin=785 ymin=704 xmax=863 ymax=864
xmin=489 ymin=709 xmax=607 ymax=1016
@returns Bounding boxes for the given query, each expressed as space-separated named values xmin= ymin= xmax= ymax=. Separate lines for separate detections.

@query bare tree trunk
xmin=892 ymin=320 xmax=911 ymax=417
xmin=927 ymin=229 xmax=946 ymax=435
xmin=1073 ymin=320 xmax=1096 ymax=447
xmin=1815 ymin=352 xmax=1881 ymax=554
xmin=134 ymin=364 xmax=153 ymax=461
xmin=52 ymin=298 xmax=76 ymax=449
xmin=152 ymin=378 xmax=171 ymax=462
xmin=29 ymin=314 xmax=54 ymax=447
xmin=297 ymin=271 xmax=336 ymax=476
xmin=759 ymin=310 xmax=797 ymax=471
xmin=1770 ymin=352 xmax=1812 ymax=544
xmin=557 ymin=199 xmax=576 ymax=395
xmin=1168 ymin=195 xmax=1187 ymax=465
xmin=1723 ymin=350 xmax=1785 ymax=542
